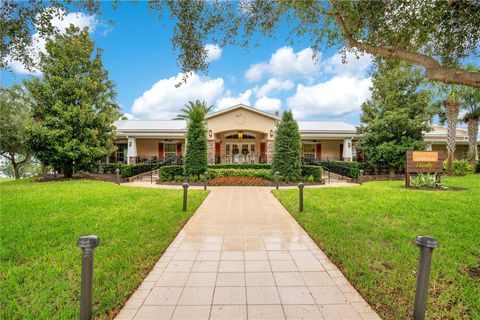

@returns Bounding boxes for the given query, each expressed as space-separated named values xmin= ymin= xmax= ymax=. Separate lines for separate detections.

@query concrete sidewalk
xmin=115 ymin=187 xmax=379 ymax=320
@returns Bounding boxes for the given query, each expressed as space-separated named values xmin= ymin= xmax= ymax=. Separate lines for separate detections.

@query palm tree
xmin=173 ymin=100 xmax=213 ymax=120
xmin=462 ymin=102 xmax=480 ymax=163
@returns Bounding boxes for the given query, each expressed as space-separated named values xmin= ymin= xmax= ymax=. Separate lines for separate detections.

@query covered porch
xmin=300 ymin=138 xmax=356 ymax=162
xmin=210 ymin=130 xmax=270 ymax=164
xmin=110 ymin=137 xmax=185 ymax=165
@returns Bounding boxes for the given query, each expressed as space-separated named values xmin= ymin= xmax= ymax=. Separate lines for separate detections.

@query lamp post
xmin=182 ymin=182 xmax=189 ymax=211
xmin=204 ymin=171 xmax=208 ymax=191
xmin=77 ymin=235 xmax=100 ymax=320
xmin=115 ymin=168 xmax=120 ymax=185
xmin=274 ymin=171 xmax=280 ymax=190
xmin=298 ymin=182 xmax=304 ymax=212
xmin=413 ymin=236 xmax=439 ymax=320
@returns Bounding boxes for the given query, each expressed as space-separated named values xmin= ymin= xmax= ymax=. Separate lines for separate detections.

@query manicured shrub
xmin=272 ymin=111 xmax=302 ymax=179
xmin=184 ymin=104 xmax=208 ymax=176
xmin=159 ymin=165 xmax=184 ymax=181
xmin=319 ymin=160 xmax=359 ymax=179
xmin=209 ymin=176 xmax=269 ymax=186
xmin=99 ymin=163 xmax=125 ymax=174
xmin=207 ymin=164 xmax=271 ymax=170
xmin=442 ymin=159 xmax=474 ymax=175
xmin=208 ymin=168 xmax=273 ymax=180
xmin=300 ymin=165 xmax=324 ymax=181
xmin=410 ymin=173 xmax=440 ymax=188
xmin=476 ymin=162 xmax=480 ymax=173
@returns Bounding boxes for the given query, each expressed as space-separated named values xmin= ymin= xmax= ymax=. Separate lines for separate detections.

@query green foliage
xmin=120 ymin=163 xmax=160 ymax=178
xmin=207 ymin=163 xmax=271 ymax=170
xmin=24 ymin=26 xmax=119 ymax=177
xmin=476 ymin=162 xmax=480 ymax=173
xmin=320 ymin=161 xmax=359 ymax=179
xmin=98 ymin=163 xmax=125 ymax=174
xmin=184 ymin=102 xmax=208 ymax=176
xmin=300 ymin=165 xmax=324 ymax=181
xmin=273 ymin=175 xmax=480 ymax=319
xmin=0 ymin=85 xmax=33 ymax=178
xmin=208 ymin=168 xmax=273 ymax=180
xmin=272 ymin=111 xmax=301 ymax=179
xmin=357 ymin=61 xmax=435 ymax=172
xmin=153 ymin=1 xmax=480 ymax=87
xmin=0 ymin=179 xmax=207 ymax=319
xmin=410 ymin=173 xmax=440 ymax=188
xmin=173 ymin=100 xmax=213 ymax=120
xmin=159 ymin=165 xmax=184 ymax=181
xmin=442 ymin=159 xmax=474 ymax=175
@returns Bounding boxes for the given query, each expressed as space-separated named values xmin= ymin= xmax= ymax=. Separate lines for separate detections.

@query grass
xmin=273 ymin=175 xmax=480 ymax=320
xmin=0 ymin=179 xmax=208 ymax=319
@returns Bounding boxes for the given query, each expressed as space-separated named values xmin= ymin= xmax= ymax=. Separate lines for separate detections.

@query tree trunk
xmin=63 ymin=167 xmax=73 ymax=178
xmin=12 ymin=161 xmax=20 ymax=179
xmin=445 ymin=100 xmax=459 ymax=173
xmin=467 ymin=118 xmax=479 ymax=163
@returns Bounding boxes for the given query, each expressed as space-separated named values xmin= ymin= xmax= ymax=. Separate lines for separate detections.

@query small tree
xmin=357 ymin=61 xmax=435 ymax=175
xmin=272 ymin=111 xmax=301 ymax=180
xmin=173 ymin=100 xmax=213 ymax=120
xmin=0 ymin=85 xmax=32 ymax=179
xmin=24 ymin=25 xmax=119 ymax=177
xmin=184 ymin=102 xmax=208 ymax=176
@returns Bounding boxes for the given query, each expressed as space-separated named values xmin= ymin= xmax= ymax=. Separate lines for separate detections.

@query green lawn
xmin=0 ymin=179 xmax=208 ymax=319
xmin=273 ymin=175 xmax=480 ymax=320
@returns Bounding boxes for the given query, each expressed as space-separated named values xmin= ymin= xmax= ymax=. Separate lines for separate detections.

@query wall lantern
xmin=270 ymin=130 xmax=274 ymax=137
xmin=238 ymin=131 xmax=243 ymax=139
xmin=348 ymin=142 xmax=351 ymax=148
xmin=208 ymin=130 xmax=212 ymax=137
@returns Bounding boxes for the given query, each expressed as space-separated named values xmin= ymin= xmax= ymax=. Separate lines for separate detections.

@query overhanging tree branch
xmin=331 ymin=10 xmax=480 ymax=88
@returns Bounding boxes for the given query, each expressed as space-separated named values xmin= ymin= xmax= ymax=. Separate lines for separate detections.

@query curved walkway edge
xmin=115 ymin=186 xmax=380 ymax=320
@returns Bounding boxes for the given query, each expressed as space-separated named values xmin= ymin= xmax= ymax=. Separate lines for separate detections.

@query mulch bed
xmin=35 ymin=173 xmax=118 ymax=183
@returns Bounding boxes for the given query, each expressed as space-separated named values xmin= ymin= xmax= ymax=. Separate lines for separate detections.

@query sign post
xmin=405 ymin=151 xmax=443 ymax=188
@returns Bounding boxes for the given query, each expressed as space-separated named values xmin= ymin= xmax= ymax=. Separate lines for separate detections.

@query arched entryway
xmin=214 ymin=130 xmax=269 ymax=164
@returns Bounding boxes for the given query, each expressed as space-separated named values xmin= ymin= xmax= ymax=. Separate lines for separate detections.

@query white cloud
xmin=287 ymin=76 xmax=372 ymax=119
xmin=132 ymin=73 xmax=225 ymax=119
xmin=255 ymin=78 xmax=294 ymax=97
xmin=216 ymin=89 xmax=253 ymax=110
xmin=205 ymin=44 xmax=222 ymax=63
xmin=7 ymin=9 xmax=99 ymax=75
xmin=245 ymin=47 xmax=320 ymax=82
xmin=254 ymin=96 xmax=282 ymax=112
xmin=322 ymin=51 xmax=372 ymax=77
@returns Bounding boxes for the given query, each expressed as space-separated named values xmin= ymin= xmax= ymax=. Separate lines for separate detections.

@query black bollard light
xmin=115 ymin=168 xmax=120 ymax=185
xmin=358 ymin=169 xmax=364 ymax=185
xmin=182 ymin=182 xmax=189 ymax=211
xmin=77 ymin=235 xmax=100 ymax=320
xmin=275 ymin=171 xmax=280 ymax=190
xmin=204 ymin=171 xmax=208 ymax=191
xmin=413 ymin=236 xmax=439 ymax=320
xmin=298 ymin=182 xmax=304 ymax=212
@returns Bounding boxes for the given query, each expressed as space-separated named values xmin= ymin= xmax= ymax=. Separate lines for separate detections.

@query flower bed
xmin=209 ymin=176 xmax=269 ymax=186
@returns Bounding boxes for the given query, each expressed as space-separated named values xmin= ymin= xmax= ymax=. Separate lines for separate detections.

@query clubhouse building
xmin=112 ymin=104 xmax=477 ymax=165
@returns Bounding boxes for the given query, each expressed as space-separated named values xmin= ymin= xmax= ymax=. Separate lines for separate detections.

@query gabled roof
xmin=206 ymin=104 xmax=280 ymax=120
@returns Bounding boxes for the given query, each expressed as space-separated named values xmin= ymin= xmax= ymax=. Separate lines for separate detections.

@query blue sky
xmin=3 ymin=2 xmax=376 ymax=124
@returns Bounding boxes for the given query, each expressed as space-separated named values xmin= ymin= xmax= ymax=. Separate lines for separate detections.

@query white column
xmin=127 ymin=137 xmax=137 ymax=164
xmin=343 ymin=138 xmax=353 ymax=161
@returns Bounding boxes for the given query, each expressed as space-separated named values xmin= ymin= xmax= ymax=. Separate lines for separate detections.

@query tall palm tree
xmin=462 ymin=104 xmax=480 ymax=163
xmin=173 ymin=100 xmax=213 ymax=120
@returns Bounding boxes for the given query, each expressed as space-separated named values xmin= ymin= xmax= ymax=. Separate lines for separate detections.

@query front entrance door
xmin=225 ymin=143 xmax=256 ymax=163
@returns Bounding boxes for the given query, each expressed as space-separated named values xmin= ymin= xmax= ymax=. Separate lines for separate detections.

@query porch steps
xmin=129 ymin=169 xmax=160 ymax=183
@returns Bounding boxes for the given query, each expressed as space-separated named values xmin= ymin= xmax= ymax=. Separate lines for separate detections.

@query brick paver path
xmin=116 ymin=187 xmax=380 ymax=320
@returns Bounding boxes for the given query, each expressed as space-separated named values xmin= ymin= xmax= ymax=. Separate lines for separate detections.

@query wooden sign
xmin=405 ymin=151 xmax=444 ymax=187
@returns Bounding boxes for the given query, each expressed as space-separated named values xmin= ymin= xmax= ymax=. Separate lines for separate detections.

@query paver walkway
xmin=115 ymin=187 xmax=380 ymax=320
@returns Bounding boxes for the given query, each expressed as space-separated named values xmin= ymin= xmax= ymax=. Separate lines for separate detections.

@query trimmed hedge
xmin=159 ymin=165 xmax=184 ymax=181
xmin=320 ymin=160 xmax=360 ymax=179
xmin=301 ymin=165 xmax=324 ymax=181
xmin=99 ymin=163 xmax=125 ymax=174
xmin=476 ymin=162 xmax=480 ymax=173
xmin=208 ymin=168 xmax=273 ymax=180
xmin=207 ymin=164 xmax=271 ymax=170
xmin=443 ymin=159 xmax=474 ymax=175
xmin=120 ymin=163 xmax=160 ymax=178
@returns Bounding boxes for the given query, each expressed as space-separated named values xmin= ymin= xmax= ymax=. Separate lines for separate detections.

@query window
xmin=302 ymin=144 xmax=315 ymax=159
xmin=116 ymin=144 xmax=127 ymax=163
xmin=164 ymin=143 xmax=177 ymax=158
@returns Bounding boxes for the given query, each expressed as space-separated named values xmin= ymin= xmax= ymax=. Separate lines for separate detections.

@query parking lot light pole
xmin=77 ymin=235 xmax=100 ymax=320
xmin=182 ymin=182 xmax=189 ymax=211
xmin=298 ymin=182 xmax=304 ymax=212
xmin=413 ymin=236 xmax=439 ymax=320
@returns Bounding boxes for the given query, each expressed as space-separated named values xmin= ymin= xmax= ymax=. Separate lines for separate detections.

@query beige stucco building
xmin=112 ymin=104 xmax=478 ymax=165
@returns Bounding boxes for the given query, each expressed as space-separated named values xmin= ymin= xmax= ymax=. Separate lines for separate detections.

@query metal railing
xmin=214 ymin=154 xmax=267 ymax=164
